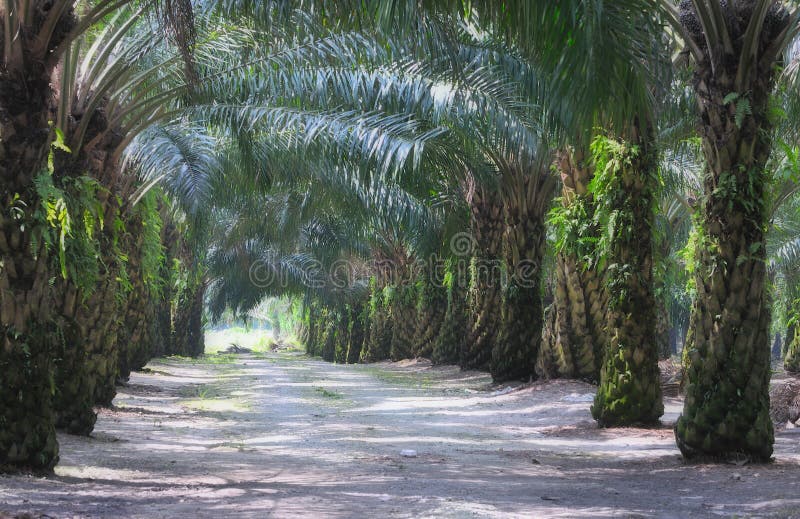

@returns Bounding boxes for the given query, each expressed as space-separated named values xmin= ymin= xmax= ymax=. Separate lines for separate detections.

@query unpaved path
xmin=2 ymin=351 xmax=800 ymax=518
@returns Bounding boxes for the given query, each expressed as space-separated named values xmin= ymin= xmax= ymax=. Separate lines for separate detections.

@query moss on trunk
xmin=674 ymin=1 xmax=784 ymax=462
xmin=432 ymin=260 xmax=468 ymax=365
xmin=786 ymin=329 xmax=800 ymax=373
xmin=0 ymin=326 xmax=60 ymax=472
xmin=413 ymin=272 xmax=447 ymax=359
xmin=361 ymin=279 xmax=393 ymax=362
xmin=491 ymin=168 xmax=553 ymax=382
xmin=541 ymin=150 xmax=606 ymax=383
xmin=462 ymin=187 xmax=504 ymax=371
xmin=589 ymin=132 xmax=663 ymax=427
xmin=388 ymin=283 xmax=417 ymax=361
xmin=346 ymin=302 xmax=367 ymax=364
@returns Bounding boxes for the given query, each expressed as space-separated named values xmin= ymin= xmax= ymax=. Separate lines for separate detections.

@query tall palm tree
xmin=541 ymin=147 xmax=607 ymax=382
xmin=491 ymin=159 xmax=557 ymax=381
xmin=589 ymin=130 xmax=665 ymax=426
xmin=47 ymin=14 xmax=189 ymax=435
xmin=670 ymin=0 xmax=800 ymax=462
xmin=0 ymin=2 xmax=194 ymax=469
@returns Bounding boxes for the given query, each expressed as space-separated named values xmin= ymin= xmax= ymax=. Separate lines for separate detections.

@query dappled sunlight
xmin=183 ymin=398 xmax=251 ymax=413
xmin=3 ymin=352 xmax=800 ymax=518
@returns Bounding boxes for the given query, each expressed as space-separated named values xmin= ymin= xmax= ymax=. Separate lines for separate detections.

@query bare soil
xmin=2 ymin=352 xmax=800 ymax=518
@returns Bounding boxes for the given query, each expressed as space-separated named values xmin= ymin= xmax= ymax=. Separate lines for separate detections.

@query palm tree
xmin=542 ymin=146 xmax=607 ymax=382
xmin=491 ymin=159 xmax=557 ymax=381
xmin=431 ymin=258 xmax=469 ymax=365
xmin=0 ymin=2 xmax=195 ymax=469
xmin=671 ymin=1 xmax=800 ymax=462
xmin=589 ymin=130 xmax=665 ymax=426
xmin=461 ymin=182 xmax=505 ymax=370
xmin=412 ymin=263 xmax=447 ymax=359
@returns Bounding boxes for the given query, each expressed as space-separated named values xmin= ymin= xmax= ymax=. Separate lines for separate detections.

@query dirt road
xmin=2 ymin=351 xmax=800 ymax=518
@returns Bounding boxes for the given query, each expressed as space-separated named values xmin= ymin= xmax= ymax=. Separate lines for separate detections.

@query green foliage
xmin=588 ymin=134 xmax=659 ymax=305
xmin=137 ymin=191 xmax=167 ymax=298
xmin=33 ymin=173 xmax=72 ymax=280
xmin=33 ymin=168 xmax=106 ymax=294
xmin=722 ymin=92 xmax=752 ymax=130
xmin=548 ymin=196 xmax=598 ymax=268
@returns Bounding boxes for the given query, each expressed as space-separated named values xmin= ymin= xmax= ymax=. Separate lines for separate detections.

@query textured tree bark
xmin=361 ymin=280 xmax=393 ymax=362
xmin=0 ymin=5 xmax=76 ymax=472
xmin=540 ymin=150 xmax=606 ymax=382
xmin=320 ymin=310 xmax=337 ymax=363
xmin=674 ymin=1 xmax=785 ymax=461
xmin=656 ymin=300 xmax=672 ymax=360
xmin=590 ymin=131 xmax=663 ymax=427
xmin=785 ymin=330 xmax=800 ymax=372
xmin=334 ymin=308 xmax=350 ymax=363
xmin=431 ymin=260 xmax=468 ymax=365
xmin=116 ymin=212 xmax=164 ymax=380
xmin=388 ymin=283 xmax=417 ymax=361
xmin=462 ymin=186 xmax=504 ymax=371
xmin=346 ymin=301 xmax=366 ymax=364
xmin=54 ymin=287 xmax=122 ymax=434
xmin=172 ymin=282 xmax=206 ymax=357
xmin=783 ymin=322 xmax=796 ymax=360
xmin=304 ymin=301 xmax=321 ymax=357
xmin=0 ymin=295 xmax=60 ymax=472
xmin=413 ymin=272 xmax=447 ymax=359
xmin=51 ymin=98 xmax=129 ymax=434
xmin=491 ymin=168 xmax=554 ymax=382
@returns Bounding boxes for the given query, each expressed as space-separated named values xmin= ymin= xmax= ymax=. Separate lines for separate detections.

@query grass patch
xmin=179 ymin=384 xmax=223 ymax=399
xmin=179 ymin=383 xmax=251 ymax=413
xmin=184 ymin=398 xmax=250 ymax=413
xmin=362 ymin=366 xmax=434 ymax=389
xmin=314 ymin=387 xmax=343 ymax=399
xmin=205 ymin=328 xmax=276 ymax=355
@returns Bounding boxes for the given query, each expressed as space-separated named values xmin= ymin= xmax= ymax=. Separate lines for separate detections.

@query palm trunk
xmin=388 ymin=283 xmax=417 ymax=361
xmin=172 ymin=281 xmax=206 ymax=357
xmin=590 ymin=132 xmax=663 ymax=427
xmin=320 ymin=308 xmax=336 ymax=362
xmin=413 ymin=270 xmax=447 ymax=359
xmin=116 ymin=200 xmax=168 ymax=380
xmin=334 ymin=308 xmax=350 ymax=363
xmin=50 ymin=249 xmax=124 ymax=421
xmin=491 ymin=169 xmax=553 ymax=382
xmin=304 ymin=301 xmax=321 ymax=356
xmin=346 ymin=301 xmax=366 ymax=364
xmin=52 ymin=107 xmax=128 ymax=432
xmin=462 ymin=186 xmax=504 ymax=371
xmin=361 ymin=278 xmax=393 ymax=362
xmin=432 ymin=260 xmax=468 ymax=365
xmin=0 ymin=10 xmax=75 ymax=470
xmin=656 ymin=300 xmax=671 ymax=360
xmin=0 ymin=287 xmax=59 ymax=472
xmin=785 ymin=327 xmax=800 ymax=373
xmin=541 ymin=150 xmax=606 ymax=382
xmin=674 ymin=2 xmax=786 ymax=461
xmin=169 ymin=224 xmax=206 ymax=358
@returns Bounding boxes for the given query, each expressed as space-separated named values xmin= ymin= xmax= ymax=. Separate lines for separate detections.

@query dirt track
xmin=2 ymin=351 xmax=800 ymax=518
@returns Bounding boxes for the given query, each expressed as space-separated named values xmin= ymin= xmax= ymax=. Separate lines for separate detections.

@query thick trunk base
xmin=0 ymin=331 xmax=60 ymax=472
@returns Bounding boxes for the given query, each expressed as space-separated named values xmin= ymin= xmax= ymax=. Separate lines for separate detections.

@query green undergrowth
xmin=314 ymin=387 xmax=343 ymax=399
xmin=179 ymin=382 xmax=252 ymax=413
xmin=204 ymin=328 xmax=277 ymax=355
xmin=361 ymin=365 xmax=435 ymax=389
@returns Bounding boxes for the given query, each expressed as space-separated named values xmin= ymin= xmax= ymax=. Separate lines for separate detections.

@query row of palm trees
xmin=0 ymin=4 xmax=207 ymax=471
xmin=4 ymin=0 xmax=800 ymax=473
xmin=199 ymin=1 xmax=800 ymax=462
